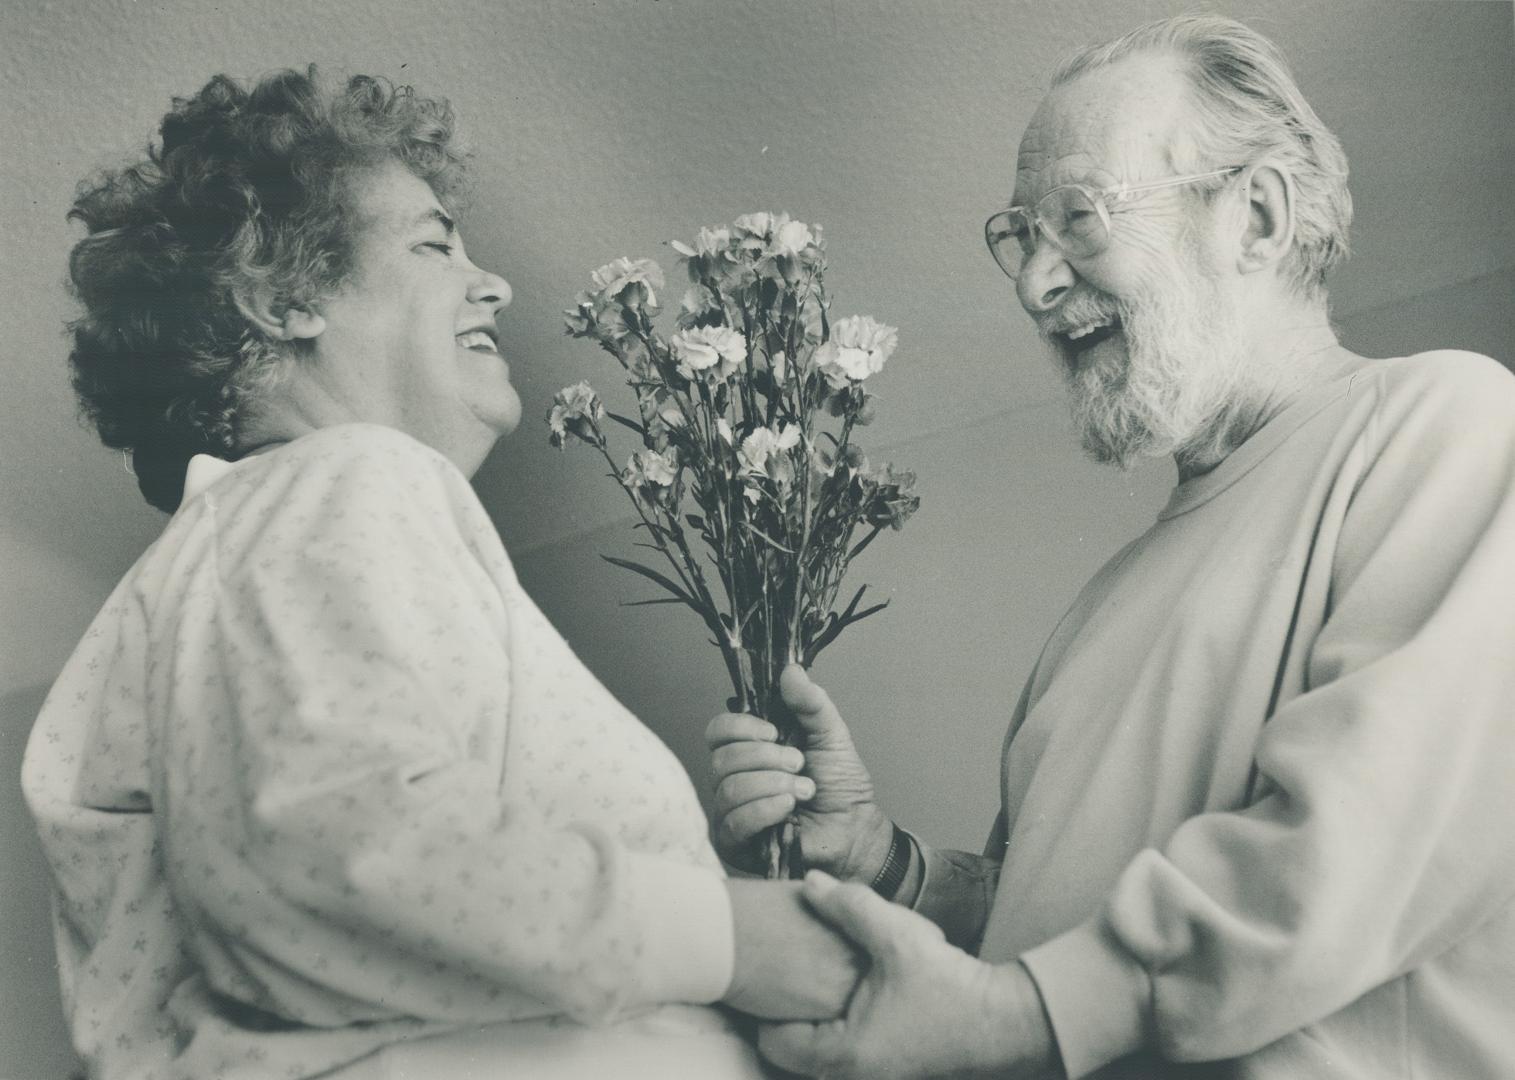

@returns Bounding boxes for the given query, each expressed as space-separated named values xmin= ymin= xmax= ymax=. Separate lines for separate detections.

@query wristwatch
xmin=869 ymin=823 xmax=911 ymax=899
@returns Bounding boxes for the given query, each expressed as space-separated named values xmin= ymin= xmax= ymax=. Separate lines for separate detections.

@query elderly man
xmin=708 ymin=13 xmax=1515 ymax=1079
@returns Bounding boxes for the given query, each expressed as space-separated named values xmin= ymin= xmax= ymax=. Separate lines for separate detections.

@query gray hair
xmin=1053 ymin=13 xmax=1352 ymax=299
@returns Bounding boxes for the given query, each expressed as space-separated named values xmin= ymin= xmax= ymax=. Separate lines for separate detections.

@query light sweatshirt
xmin=23 ymin=423 xmax=748 ymax=1079
xmin=967 ymin=351 xmax=1515 ymax=1078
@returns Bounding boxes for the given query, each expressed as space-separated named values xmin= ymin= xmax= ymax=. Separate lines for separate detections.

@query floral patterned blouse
xmin=23 ymin=423 xmax=745 ymax=1079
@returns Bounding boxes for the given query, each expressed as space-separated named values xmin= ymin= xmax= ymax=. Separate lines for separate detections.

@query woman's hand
xmin=721 ymin=878 xmax=863 ymax=1020
xmin=758 ymin=872 xmax=1062 ymax=1079
xmin=707 ymin=664 xmax=895 ymax=881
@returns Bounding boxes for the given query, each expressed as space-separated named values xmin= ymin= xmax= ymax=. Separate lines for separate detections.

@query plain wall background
xmin=2 ymin=1 xmax=1511 ymax=1075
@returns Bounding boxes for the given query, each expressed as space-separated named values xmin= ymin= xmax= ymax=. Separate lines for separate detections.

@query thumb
xmin=801 ymin=870 xmax=935 ymax=955
xmin=778 ymin=664 xmax=851 ymax=745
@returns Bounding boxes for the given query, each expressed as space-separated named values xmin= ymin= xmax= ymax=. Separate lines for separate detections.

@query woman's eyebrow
xmin=413 ymin=208 xmax=455 ymax=235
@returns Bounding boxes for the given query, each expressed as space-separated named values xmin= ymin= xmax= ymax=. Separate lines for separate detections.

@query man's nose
xmin=1015 ymin=236 xmax=1075 ymax=315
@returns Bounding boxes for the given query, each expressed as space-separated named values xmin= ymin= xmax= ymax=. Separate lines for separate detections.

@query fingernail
xmin=797 ymin=778 xmax=816 ymax=799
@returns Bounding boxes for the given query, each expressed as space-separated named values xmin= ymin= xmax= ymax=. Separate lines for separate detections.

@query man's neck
xmin=1173 ymin=304 xmax=1365 ymax=483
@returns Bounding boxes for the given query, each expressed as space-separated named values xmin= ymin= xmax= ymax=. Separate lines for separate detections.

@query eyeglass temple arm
xmin=1113 ymin=166 xmax=1244 ymax=199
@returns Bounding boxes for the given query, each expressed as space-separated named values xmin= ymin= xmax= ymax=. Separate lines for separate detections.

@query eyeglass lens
xmin=1039 ymin=188 xmax=1107 ymax=255
xmin=987 ymin=187 xmax=1109 ymax=278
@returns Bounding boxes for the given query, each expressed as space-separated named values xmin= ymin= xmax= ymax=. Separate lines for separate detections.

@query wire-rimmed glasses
xmin=984 ymin=167 xmax=1244 ymax=279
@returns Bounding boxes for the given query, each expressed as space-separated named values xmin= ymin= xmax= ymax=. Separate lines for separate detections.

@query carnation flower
xmin=547 ymin=381 xmax=605 ymax=449
xmin=672 ymin=325 xmax=748 ymax=382
xmin=621 ymin=448 xmax=680 ymax=510
xmin=563 ymin=290 xmax=633 ymax=343
xmin=589 ymin=256 xmax=665 ymax=309
xmin=636 ymin=386 xmax=685 ymax=451
xmin=738 ymin=424 xmax=802 ymax=497
xmin=809 ymin=444 xmax=838 ymax=480
xmin=631 ymin=448 xmax=678 ymax=486
xmin=732 ymin=212 xmax=776 ymax=238
xmin=860 ymin=464 xmax=920 ymax=530
xmin=773 ymin=218 xmax=814 ymax=256
xmin=728 ymin=212 xmax=820 ymax=277
xmin=840 ymin=444 xmax=869 ymax=474
xmin=678 ymin=285 xmax=721 ymax=323
xmin=812 ymin=315 xmax=898 ymax=389
xmin=738 ymin=424 xmax=801 ymax=473
xmin=671 ymin=226 xmax=733 ymax=260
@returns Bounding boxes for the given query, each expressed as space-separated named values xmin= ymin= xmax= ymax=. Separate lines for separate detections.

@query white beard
xmin=1047 ymin=244 xmax=1251 ymax=470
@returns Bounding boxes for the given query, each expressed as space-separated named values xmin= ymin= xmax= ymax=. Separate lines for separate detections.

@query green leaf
xmin=842 ymin=601 xmax=890 ymax=627
xmin=848 ymin=525 xmax=884 ymax=561
xmin=605 ymin=411 xmax=645 ymax=434
xmin=740 ymin=520 xmax=797 ymax=554
xmin=601 ymin=555 xmax=696 ymax=607
xmin=804 ymin=613 xmax=843 ymax=662
xmin=838 ymin=583 xmax=870 ymax=622
xmin=803 ymin=596 xmax=890 ymax=664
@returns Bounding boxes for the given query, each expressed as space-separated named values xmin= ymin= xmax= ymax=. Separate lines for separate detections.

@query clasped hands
xmin=713 ymin=666 xmax=1060 ymax=1080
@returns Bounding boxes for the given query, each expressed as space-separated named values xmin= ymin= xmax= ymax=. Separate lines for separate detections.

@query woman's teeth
xmin=456 ymin=330 xmax=498 ymax=352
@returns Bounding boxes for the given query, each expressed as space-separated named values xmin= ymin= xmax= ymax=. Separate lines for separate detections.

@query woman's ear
xmin=233 ymin=285 xmax=326 ymax=341
xmin=1237 ymin=164 xmax=1297 ymax=277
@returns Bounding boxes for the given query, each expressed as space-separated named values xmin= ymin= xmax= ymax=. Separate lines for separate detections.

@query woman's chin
xmin=481 ymin=391 xmax=523 ymax=438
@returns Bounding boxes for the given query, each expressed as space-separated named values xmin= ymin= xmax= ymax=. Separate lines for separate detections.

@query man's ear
xmin=1236 ymin=164 xmax=1296 ymax=277
xmin=233 ymin=285 xmax=326 ymax=342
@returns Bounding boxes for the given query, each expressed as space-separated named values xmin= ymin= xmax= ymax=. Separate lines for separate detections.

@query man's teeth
xmin=1066 ymin=320 xmax=1115 ymax=341
xmin=456 ymin=330 xmax=498 ymax=352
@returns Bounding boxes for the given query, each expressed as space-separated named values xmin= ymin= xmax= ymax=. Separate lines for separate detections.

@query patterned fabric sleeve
xmin=148 ymin=426 xmax=733 ymax=1029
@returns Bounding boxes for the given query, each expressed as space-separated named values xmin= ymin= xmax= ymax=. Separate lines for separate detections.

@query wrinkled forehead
xmin=1012 ymin=52 xmax=1194 ymax=204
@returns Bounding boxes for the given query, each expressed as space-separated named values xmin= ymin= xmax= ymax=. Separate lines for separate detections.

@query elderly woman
xmin=22 ymin=68 xmax=854 ymax=1079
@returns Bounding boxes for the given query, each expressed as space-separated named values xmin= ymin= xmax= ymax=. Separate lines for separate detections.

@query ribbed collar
xmin=1158 ymin=362 xmax=1373 ymax=521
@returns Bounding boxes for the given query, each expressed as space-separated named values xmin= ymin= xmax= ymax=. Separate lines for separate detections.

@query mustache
xmin=1036 ymin=291 xmax=1125 ymax=339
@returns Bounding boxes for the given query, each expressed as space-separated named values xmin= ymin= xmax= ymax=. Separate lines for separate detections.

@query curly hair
xmin=67 ymin=66 xmax=470 ymax=511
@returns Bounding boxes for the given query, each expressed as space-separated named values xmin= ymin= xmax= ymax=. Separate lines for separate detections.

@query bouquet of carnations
xmin=551 ymin=212 xmax=918 ymax=878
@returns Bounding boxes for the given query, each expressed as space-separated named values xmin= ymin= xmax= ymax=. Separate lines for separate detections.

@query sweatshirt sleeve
xmin=151 ymin=427 xmax=733 ymax=1029
xmin=1022 ymin=355 xmax=1515 ymax=1075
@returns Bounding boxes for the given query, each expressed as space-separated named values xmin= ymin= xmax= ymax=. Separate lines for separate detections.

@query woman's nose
xmin=1015 ymin=236 xmax=1075 ymax=315
xmin=469 ymin=267 xmax=512 ymax=312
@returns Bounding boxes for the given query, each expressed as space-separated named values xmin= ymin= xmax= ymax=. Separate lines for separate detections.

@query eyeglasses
xmin=984 ymin=167 xmax=1244 ymax=279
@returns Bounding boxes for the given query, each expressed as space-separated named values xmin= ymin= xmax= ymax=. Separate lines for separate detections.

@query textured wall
xmin=3 ymin=1 xmax=1512 ymax=1075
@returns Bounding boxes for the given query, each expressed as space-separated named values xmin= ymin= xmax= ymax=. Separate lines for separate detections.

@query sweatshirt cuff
xmin=620 ymin=854 xmax=735 ymax=1009
xmin=1020 ymin=916 xmax=1150 ymax=1079
xmin=910 ymin=842 xmax=964 ymax=930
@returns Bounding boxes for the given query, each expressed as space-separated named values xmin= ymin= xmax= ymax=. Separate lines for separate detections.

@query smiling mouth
xmin=1055 ymin=317 xmax=1123 ymax=358
xmin=456 ymin=329 xmax=499 ymax=354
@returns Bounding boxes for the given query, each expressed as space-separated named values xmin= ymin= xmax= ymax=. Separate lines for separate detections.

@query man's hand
xmin=721 ymin=878 xmax=863 ymax=1020
xmin=707 ymin=664 xmax=894 ymax=880
xmin=758 ymin=872 xmax=1063 ymax=1080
